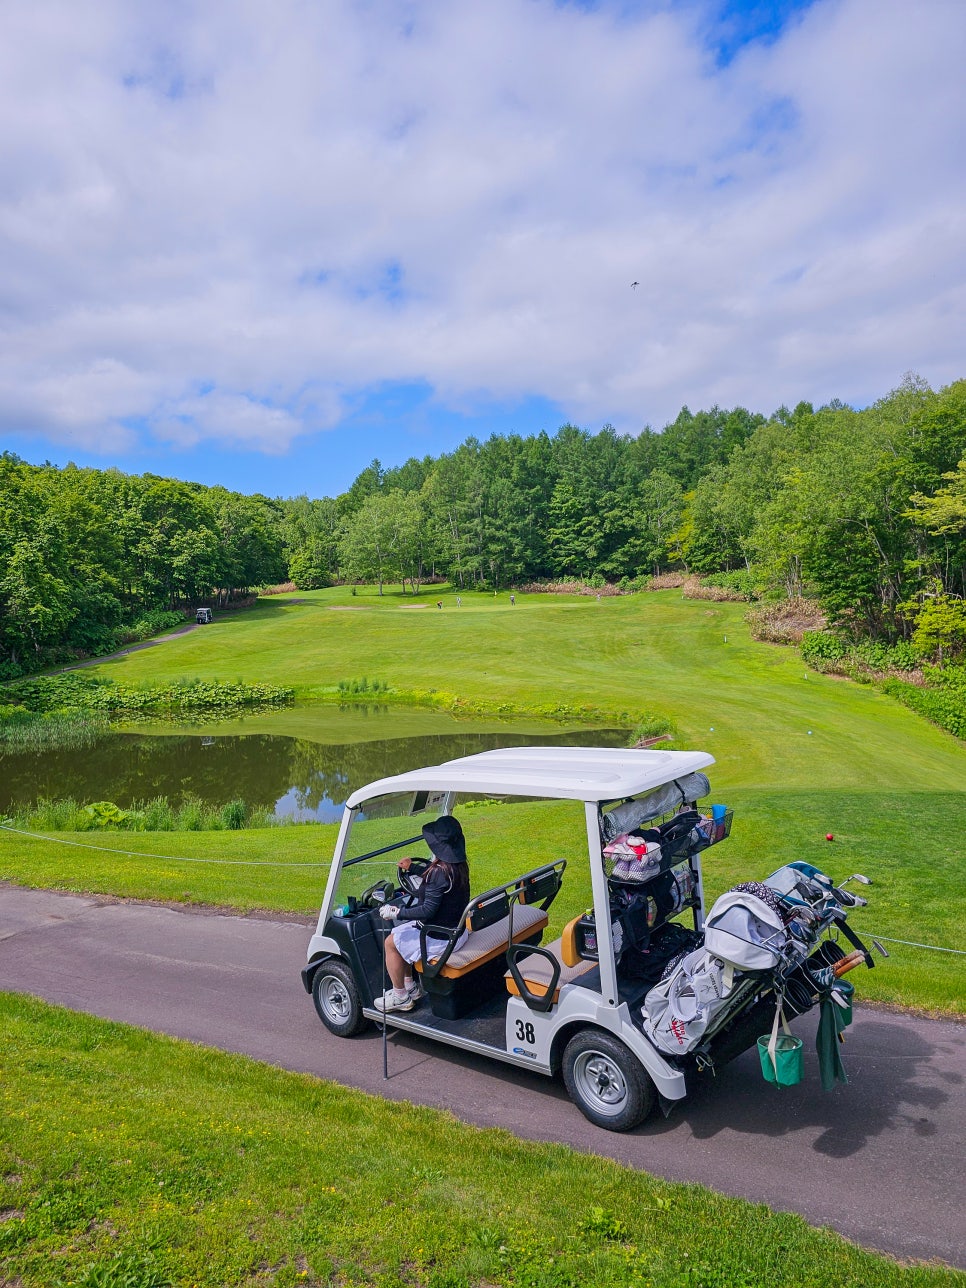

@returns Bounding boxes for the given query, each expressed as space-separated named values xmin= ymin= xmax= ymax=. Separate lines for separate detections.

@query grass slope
xmin=82 ymin=586 xmax=966 ymax=792
xmin=1 ymin=993 xmax=962 ymax=1288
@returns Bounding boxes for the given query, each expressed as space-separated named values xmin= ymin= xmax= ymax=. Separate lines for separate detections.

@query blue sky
xmin=1 ymin=0 xmax=963 ymax=498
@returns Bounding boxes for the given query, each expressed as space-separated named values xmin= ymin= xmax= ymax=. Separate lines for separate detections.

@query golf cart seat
xmin=414 ymin=860 xmax=566 ymax=1019
xmin=505 ymin=918 xmax=596 ymax=1007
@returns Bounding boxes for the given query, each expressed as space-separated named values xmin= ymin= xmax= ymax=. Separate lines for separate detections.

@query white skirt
xmin=392 ymin=920 xmax=468 ymax=965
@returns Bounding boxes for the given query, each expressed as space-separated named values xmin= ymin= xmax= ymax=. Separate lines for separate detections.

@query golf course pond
xmin=1 ymin=706 xmax=627 ymax=822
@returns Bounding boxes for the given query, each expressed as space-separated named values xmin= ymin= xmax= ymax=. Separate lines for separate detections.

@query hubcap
xmin=319 ymin=975 xmax=350 ymax=1024
xmin=573 ymin=1050 xmax=628 ymax=1117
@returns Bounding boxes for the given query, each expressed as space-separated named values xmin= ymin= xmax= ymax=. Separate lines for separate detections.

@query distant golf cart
xmin=195 ymin=607 xmax=213 ymax=624
xmin=302 ymin=748 xmax=881 ymax=1131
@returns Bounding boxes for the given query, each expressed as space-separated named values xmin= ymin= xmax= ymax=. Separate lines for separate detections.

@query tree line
xmin=290 ymin=375 xmax=966 ymax=650
xmin=0 ymin=462 xmax=286 ymax=676
xmin=2 ymin=374 xmax=964 ymax=677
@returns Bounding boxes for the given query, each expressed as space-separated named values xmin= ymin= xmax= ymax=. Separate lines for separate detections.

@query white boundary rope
xmin=863 ymin=933 xmax=966 ymax=957
xmin=0 ymin=823 xmax=328 ymax=868
xmin=2 ymin=823 xmax=965 ymax=950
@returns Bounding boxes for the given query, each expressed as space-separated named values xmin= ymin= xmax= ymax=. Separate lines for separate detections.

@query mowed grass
xmin=85 ymin=586 xmax=966 ymax=792
xmin=1 ymin=992 xmax=962 ymax=1288
xmin=2 ymin=788 xmax=963 ymax=1013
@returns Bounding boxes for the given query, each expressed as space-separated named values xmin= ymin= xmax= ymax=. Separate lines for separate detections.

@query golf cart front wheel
xmin=311 ymin=959 xmax=370 ymax=1038
xmin=562 ymin=1030 xmax=655 ymax=1132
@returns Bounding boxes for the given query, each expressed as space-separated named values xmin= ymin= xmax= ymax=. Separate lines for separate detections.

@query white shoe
xmin=405 ymin=977 xmax=424 ymax=1001
xmin=373 ymin=987 xmax=415 ymax=1014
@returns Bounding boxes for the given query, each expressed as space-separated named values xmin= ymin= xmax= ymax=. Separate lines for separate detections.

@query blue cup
xmin=711 ymin=803 xmax=727 ymax=840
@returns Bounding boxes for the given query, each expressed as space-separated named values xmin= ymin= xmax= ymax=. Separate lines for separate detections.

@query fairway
xmin=84 ymin=586 xmax=966 ymax=792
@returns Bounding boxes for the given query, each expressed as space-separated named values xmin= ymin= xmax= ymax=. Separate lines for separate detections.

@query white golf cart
xmin=302 ymin=747 xmax=877 ymax=1131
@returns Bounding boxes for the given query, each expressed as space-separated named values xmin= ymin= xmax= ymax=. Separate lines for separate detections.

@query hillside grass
xmin=1 ymin=992 xmax=962 ymax=1288
xmin=80 ymin=585 xmax=966 ymax=793
xmin=2 ymin=787 xmax=963 ymax=1014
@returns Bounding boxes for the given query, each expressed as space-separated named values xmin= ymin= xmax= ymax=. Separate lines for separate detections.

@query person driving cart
xmin=375 ymin=815 xmax=471 ymax=1014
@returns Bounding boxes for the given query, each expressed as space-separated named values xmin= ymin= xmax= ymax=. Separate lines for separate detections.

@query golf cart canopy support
xmin=345 ymin=747 xmax=715 ymax=808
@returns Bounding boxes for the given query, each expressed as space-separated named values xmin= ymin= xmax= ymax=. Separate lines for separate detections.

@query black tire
xmin=562 ymin=1029 xmax=655 ymax=1132
xmin=311 ymin=959 xmax=370 ymax=1038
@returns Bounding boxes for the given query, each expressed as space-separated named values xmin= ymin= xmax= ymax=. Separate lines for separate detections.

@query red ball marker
xmin=826 ymin=833 xmax=834 ymax=842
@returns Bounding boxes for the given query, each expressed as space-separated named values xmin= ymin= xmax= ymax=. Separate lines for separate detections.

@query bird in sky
xmin=631 ymin=281 xmax=639 ymax=288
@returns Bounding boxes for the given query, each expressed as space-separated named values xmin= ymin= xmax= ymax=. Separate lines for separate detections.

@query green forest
xmin=1 ymin=374 xmax=965 ymax=680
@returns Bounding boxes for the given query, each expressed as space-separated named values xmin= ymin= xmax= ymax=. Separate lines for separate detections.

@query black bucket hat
xmin=422 ymin=815 xmax=467 ymax=865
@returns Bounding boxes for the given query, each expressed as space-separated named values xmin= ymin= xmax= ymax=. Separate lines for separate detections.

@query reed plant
xmin=4 ymin=795 xmax=277 ymax=833
xmin=0 ymin=708 xmax=109 ymax=751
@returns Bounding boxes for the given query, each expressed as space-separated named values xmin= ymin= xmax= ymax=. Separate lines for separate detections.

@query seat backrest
xmin=465 ymin=887 xmax=511 ymax=932
xmin=516 ymin=862 xmax=564 ymax=908
xmin=560 ymin=916 xmax=583 ymax=967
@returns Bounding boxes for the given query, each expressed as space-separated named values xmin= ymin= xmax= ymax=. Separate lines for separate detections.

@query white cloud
xmin=0 ymin=0 xmax=962 ymax=455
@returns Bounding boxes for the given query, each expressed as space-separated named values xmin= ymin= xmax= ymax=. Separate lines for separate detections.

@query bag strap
xmin=767 ymin=995 xmax=792 ymax=1074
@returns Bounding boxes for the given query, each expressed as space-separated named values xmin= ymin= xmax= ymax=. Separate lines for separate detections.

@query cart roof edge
xmin=345 ymin=747 xmax=715 ymax=808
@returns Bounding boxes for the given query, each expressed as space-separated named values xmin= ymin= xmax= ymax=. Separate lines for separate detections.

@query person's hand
xmin=398 ymin=857 xmax=412 ymax=871
xmin=379 ymin=904 xmax=399 ymax=920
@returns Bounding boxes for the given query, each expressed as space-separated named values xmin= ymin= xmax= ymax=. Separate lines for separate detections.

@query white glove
xmin=379 ymin=904 xmax=400 ymax=920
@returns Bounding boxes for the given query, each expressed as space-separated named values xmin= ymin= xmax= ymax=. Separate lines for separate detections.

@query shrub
xmin=3 ymin=675 xmax=294 ymax=715
xmin=629 ymin=713 xmax=676 ymax=746
xmin=747 ymin=597 xmax=827 ymax=644
xmin=853 ymin=638 xmax=920 ymax=672
xmin=681 ymin=576 xmax=747 ymax=602
xmin=515 ymin=580 xmax=621 ymax=596
xmin=884 ymin=668 xmax=966 ymax=740
xmin=697 ymin=570 xmax=761 ymax=601
xmin=118 ymin=609 xmax=186 ymax=645
xmin=800 ymin=630 xmax=848 ymax=665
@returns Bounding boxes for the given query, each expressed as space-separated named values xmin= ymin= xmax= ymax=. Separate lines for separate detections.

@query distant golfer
xmin=436 ymin=600 xmax=443 ymax=610
xmin=510 ymin=593 xmax=516 ymax=605
xmin=456 ymin=596 xmax=462 ymax=607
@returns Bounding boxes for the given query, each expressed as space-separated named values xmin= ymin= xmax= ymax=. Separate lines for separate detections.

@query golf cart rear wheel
xmin=312 ymin=960 xmax=370 ymax=1038
xmin=562 ymin=1030 xmax=655 ymax=1132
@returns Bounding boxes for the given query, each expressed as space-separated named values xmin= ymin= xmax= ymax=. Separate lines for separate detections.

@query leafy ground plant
xmin=1 ymin=994 xmax=961 ymax=1288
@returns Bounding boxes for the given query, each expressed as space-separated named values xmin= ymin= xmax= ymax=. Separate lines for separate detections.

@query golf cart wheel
xmin=562 ymin=1030 xmax=655 ymax=1132
xmin=311 ymin=960 xmax=370 ymax=1038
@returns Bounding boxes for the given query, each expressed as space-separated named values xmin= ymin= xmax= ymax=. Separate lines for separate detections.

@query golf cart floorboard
xmin=383 ymin=992 xmax=507 ymax=1045
xmin=361 ymin=993 xmax=554 ymax=1072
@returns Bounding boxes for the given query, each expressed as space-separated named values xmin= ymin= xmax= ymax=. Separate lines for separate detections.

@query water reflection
xmin=0 ymin=726 xmax=627 ymax=822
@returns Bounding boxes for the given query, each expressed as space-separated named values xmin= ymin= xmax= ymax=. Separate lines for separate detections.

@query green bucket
xmin=758 ymin=1008 xmax=804 ymax=1087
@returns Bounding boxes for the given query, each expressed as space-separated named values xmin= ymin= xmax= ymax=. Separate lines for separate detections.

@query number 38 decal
xmin=515 ymin=1019 xmax=536 ymax=1044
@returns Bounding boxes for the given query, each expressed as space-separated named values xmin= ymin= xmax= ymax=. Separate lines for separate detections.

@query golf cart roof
xmin=345 ymin=746 xmax=715 ymax=808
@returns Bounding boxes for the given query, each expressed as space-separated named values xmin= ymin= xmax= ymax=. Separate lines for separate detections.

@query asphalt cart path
xmin=1 ymin=885 xmax=963 ymax=1269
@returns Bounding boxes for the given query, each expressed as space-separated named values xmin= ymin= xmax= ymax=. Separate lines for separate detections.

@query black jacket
xmin=395 ymin=863 xmax=468 ymax=932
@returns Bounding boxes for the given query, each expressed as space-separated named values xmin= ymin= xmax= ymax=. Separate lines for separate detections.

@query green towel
xmin=816 ymin=980 xmax=854 ymax=1092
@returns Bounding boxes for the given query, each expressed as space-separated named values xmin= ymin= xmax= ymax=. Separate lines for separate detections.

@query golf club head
xmin=872 ymin=939 xmax=890 ymax=958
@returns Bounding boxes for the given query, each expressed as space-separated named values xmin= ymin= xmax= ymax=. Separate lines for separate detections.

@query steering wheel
xmin=398 ymin=857 xmax=432 ymax=898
